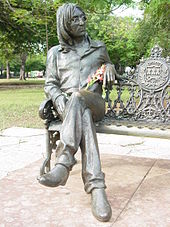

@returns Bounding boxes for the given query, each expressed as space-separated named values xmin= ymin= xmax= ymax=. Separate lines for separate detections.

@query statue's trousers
xmin=55 ymin=90 xmax=106 ymax=193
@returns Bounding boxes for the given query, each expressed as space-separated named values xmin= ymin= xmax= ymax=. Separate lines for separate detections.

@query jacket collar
xmin=88 ymin=36 xmax=104 ymax=48
xmin=58 ymin=34 xmax=104 ymax=52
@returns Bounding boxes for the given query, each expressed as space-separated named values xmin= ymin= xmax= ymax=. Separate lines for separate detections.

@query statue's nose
xmin=79 ymin=18 xmax=85 ymax=25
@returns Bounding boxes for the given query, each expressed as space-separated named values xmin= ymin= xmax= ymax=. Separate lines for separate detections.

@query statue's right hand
xmin=54 ymin=95 xmax=67 ymax=117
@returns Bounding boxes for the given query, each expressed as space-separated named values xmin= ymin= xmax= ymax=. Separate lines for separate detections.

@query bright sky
xmin=113 ymin=1 xmax=144 ymax=19
xmin=114 ymin=6 xmax=144 ymax=18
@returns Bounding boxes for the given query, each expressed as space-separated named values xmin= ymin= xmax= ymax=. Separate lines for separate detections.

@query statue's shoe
xmin=91 ymin=188 xmax=112 ymax=222
xmin=38 ymin=164 xmax=69 ymax=187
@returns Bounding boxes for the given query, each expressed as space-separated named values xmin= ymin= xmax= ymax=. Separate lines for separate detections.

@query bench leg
xmin=40 ymin=129 xmax=52 ymax=176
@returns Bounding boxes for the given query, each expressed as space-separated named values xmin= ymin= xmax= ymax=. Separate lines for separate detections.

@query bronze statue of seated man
xmin=38 ymin=3 xmax=117 ymax=222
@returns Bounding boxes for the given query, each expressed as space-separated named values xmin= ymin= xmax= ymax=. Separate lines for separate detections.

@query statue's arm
xmin=44 ymin=47 xmax=67 ymax=118
xmin=102 ymin=44 xmax=118 ymax=89
xmin=44 ymin=46 xmax=62 ymax=102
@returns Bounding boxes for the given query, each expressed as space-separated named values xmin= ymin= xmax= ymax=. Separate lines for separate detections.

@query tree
xmin=135 ymin=0 xmax=170 ymax=57
xmin=0 ymin=32 xmax=16 ymax=79
xmin=0 ymin=0 xmax=56 ymax=79
xmin=86 ymin=13 xmax=139 ymax=71
xmin=0 ymin=0 xmax=136 ymax=74
xmin=25 ymin=54 xmax=46 ymax=73
xmin=0 ymin=0 xmax=139 ymax=78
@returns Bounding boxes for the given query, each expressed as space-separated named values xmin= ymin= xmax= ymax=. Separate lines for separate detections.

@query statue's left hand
xmin=103 ymin=63 xmax=117 ymax=90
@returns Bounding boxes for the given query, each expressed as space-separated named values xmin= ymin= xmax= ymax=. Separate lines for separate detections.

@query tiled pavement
xmin=0 ymin=127 xmax=170 ymax=227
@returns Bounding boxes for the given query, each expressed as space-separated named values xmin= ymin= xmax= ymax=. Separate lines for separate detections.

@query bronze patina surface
xmin=38 ymin=3 xmax=117 ymax=222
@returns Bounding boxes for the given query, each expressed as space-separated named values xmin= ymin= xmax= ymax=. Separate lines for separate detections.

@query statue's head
xmin=56 ymin=3 xmax=86 ymax=51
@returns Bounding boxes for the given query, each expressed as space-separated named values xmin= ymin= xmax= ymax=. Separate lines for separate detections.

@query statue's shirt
xmin=44 ymin=38 xmax=111 ymax=103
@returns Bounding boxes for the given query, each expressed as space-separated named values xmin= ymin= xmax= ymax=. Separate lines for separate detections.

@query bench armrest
xmin=39 ymin=99 xmax=56 ymax=122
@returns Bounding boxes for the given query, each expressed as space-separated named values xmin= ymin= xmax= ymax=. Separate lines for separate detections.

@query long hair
xmin=56 ymin=3 xmax=85 ymax=52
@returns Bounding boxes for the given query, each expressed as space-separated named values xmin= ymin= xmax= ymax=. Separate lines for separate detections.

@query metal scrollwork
xmin=104 ymin=45 xmax=170 ymax=127
xmin=134 ymin=45 xmax=169 ymax=122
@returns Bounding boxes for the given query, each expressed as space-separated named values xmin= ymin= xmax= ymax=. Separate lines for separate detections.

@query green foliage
xmin=25 ymin=54 xmax=46 ymax=72
xmin=0 ymin=0 xmax=57 ymax=77
xmin=0 ymin=0 xmax=169 ymax=76
xmin=58 ymin=0 xmax=134 ymax=14
xmin=87 ymin=14 xmax=139 ymax=68
xmin=0 ymin=0 xmax=135 ymax=74
xmin=135 ymin=0 xmax=170 ymax=57
xmin=0 ymin=32 xmax=16 ymax=64
xmin=0 ymin=0 xmax=57 ymax=54
xmin=9 ymin=55 xmax=21 ymax=75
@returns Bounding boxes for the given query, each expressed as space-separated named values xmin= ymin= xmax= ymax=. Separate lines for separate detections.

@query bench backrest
xmin=104 ymin=45 xmax=170 ymax=129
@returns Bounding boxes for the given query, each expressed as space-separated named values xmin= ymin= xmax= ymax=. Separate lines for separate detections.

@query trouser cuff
xmin=55 ymin=153 xmax=77 ymax=171
xmin=84 ymin=180 xmax=106 ymax=194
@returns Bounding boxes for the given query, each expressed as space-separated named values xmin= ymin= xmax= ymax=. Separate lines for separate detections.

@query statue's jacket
xmin=44 ymin=37 xmax=111 ymax=103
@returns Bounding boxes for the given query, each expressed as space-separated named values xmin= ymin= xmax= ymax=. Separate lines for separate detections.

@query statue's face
xmin=68 ymin=7 xmax=86 ymax=38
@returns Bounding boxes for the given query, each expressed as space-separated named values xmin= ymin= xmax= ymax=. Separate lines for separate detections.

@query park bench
xmin=39 ymin=45 xmax=170 ymax=176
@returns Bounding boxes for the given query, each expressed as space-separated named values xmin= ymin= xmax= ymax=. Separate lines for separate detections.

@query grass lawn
xmin=0 ymin=78 xmax=45 ymax=85
xmin=0 ymin=88 xmax=45 ymax=130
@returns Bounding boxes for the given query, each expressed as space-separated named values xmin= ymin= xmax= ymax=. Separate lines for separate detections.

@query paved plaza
xmin=0 ymin=127 xmax=170 ymax=226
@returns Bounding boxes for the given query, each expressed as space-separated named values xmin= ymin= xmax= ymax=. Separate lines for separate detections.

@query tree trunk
xmin=45 ymin=14 xmax=48 ymax=52
xmin=6 ymin=61 xmax=10 ymax=79
xmin=19 ymin=53 xmax=27 ymax=80
xmin=0 ymin=65 xmax=3 ymax=78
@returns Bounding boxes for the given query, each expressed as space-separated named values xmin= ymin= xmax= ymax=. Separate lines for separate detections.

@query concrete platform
xmin=0 ymin=127 xmax=170 ymax=226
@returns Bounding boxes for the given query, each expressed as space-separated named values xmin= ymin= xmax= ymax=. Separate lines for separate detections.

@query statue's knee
xmin=69 ymin=92 xmax=86 ymax=109
xmin=72 ymin=91 xmax=82 ymax=98
xmin=84 ymin=108 xmax=91 ymax=116
xmin=71 ymin=91 xmax=82 ymax=102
